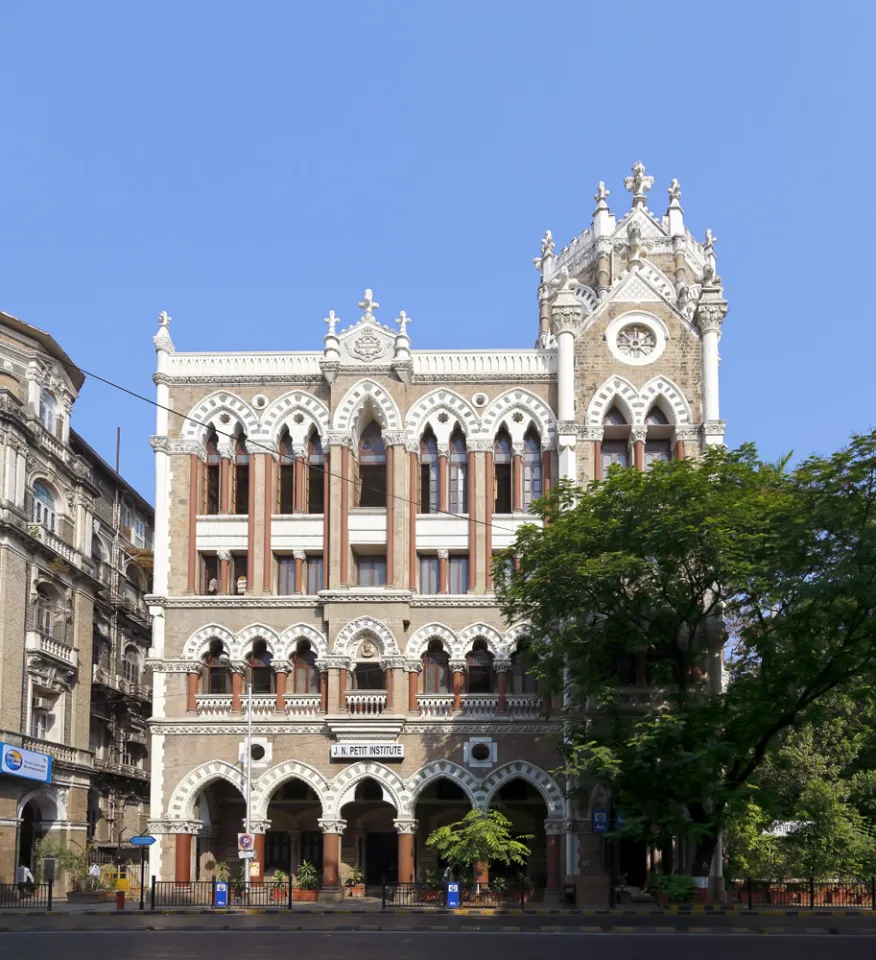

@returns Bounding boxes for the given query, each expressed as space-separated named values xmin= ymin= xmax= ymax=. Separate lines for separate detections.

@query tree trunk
xmin=691 ymin=831 xmax=721 ymax=903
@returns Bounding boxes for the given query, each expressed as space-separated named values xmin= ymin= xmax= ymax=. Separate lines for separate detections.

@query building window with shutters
xmin=356 ymin=422 xmax=386 ymax=508
xmin=522 ymin=427 xmax=542 ymax=511
xmin=448 ymin=555 xmax=468 ymax=594
xmin=306 ymin=554 xmax=324 ymax=594
xmin=279 ymin=431 xmax=295 ymax=514
xmin=308 ymin=432 xmax=325 ymax=514
xmin=356 ymin=555 xmax=386 ymax=587
xmin=277 ymin=556 xmax=295 ymax=595
xmin=467 ymin=641 xmax=494 ymax=694
xmin=232 ymin=435 xmax=250 ymax=515
xmin=449 ymin=428 xmax=467 ymax=514
xmin=204 ymin=429 xmax=221 ymax=515
xmin=422 ymin=640 xmax=450 ymax=694
xmin=494 ymin=428 xmax=512 ymax=513
xmin=292 ymin=640 xmax=320 ymax=694
xmin=419 ymin=429 xmax=439 ymax=513
xmin=419 ymin=555 xmax=439 ymax=593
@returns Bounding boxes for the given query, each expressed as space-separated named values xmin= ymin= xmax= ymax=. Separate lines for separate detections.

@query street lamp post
xmin=221 ymin=654 xmax=254 ymax=895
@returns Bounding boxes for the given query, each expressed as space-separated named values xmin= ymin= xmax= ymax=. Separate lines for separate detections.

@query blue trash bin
xmin=214 ymin=881 xmax=229 ymax=907
xmin=446 ymin=882 xmax=460 ymax=909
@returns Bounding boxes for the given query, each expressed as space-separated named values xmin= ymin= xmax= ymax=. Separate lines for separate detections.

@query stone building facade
xmin=0 ymin=311 xmax=154 ymax=882
xmin=146 ymin=163 xmax=728 ymax=899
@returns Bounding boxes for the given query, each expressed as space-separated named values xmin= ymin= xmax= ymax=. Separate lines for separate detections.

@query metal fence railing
xmin=149 ymin=879 xmax=295 ymax=909
xmin=382 ymin=881 xmax=543 ymax=909
xmin=730 ymin=878 xmax=876 ymax=909
xmin=0 ymin=882 xmax=53 ymax=909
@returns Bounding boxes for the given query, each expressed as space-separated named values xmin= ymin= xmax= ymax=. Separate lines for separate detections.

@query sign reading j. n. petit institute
xmin=330 ymin=743 xmax=404 ymax=761
xmin=0 ymin=742 xmax=52 ymax=783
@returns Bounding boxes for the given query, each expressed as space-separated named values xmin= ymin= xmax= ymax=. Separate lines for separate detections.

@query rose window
xmin=616 ymin=324 xmax=656 ymax=359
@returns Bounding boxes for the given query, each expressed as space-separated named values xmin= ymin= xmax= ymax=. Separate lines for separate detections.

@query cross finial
xmin=624 ymin=161 xmax=654 ymax=206
xmin=157 ymin=310 xmax=171 ymax=329
xmin=533 ymin=230 xmax=556 ymax=272
xmin=324 ymin=310 xmax=339 ymax=336
xmin=395 ymin=311 xmax=411 ymax=336
xmin=593 ymin=181 xmax=610 ymax=207
xmin=668 ymin=178 xmax=682 ymax=204
xmin=703 ymin=228 xmax=717 ymax=254
xmin=358 ymin=289 xmax=379 ymax=322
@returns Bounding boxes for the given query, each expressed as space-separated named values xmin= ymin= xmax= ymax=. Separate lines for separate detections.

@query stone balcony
xmin=0 ymin=730 xmax=94 ymax=769
xmin=93 ymin=757 xmax=149 ymax=781
xmin=417 ymin=693 xmax=543 ymax=720
xmin=345 ymin=691 xmax=388 ymax=715
xmin=26 ymin=630 xmax=77 ymax=668
xmin=284 ymin=695 xmax=322 ymax=718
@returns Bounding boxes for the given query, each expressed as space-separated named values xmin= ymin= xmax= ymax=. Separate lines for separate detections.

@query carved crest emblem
xmin=350 ymin=332 xmax=387 ymax=362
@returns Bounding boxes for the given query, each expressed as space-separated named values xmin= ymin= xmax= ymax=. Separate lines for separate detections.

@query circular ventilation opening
xmin=470 ymin=742 xmax=491 ymax=762
xmin=472 ymin=393 xmax=488 ymax=408
xmin=252 ymin=394 xmax=268 ymax=410
xmin=250 ymin=744 xmax=266 ymax=761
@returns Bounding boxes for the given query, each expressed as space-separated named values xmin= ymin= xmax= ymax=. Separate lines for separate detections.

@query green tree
xmin=495 ymin=434 xmax=876 ymax=886
xmin=425 ymin=809 xmax=532 ymax=878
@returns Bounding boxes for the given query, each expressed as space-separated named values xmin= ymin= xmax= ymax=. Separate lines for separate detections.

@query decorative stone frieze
xmin=148 ymin=818 xmax=203 ymax=835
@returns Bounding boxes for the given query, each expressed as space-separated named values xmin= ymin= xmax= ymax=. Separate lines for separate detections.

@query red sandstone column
xmin=633 ymin=429 xmax=645 ymax=472
xmin=320 ymin=670 xmax=328 ymax=713
xmin=395 ymin=820 xmax=418 ymax=884
xmin=439 ymin=454 xmax=449 ymax=513
xmin=409 ymin=452 xmax=418 ymax=590
xmin=467 ymin=451 xmax=476 ymax=591
xmin=675 ymin=438 xmax=685 ymax=460
xmin=294 ymin=452 xmax=306 ymax=513
xmin=386 ymin=444 xmax=394 ymax=587
xmin=484 ymin=452 xmax=494 ymax=590
xmin=175 ymin=834 xmax=192 ymax=884
xmin=512 ymin=451 xmax=523 ymax=513
xmin=275 ymin=669 xmax=287 ymax=713
xmin=496 ymin=662 xmax=509 ymax=713
xmin=294 ymin=551 xmax=305 ymax=594
xmin=438 ymin=548 xmax=448 ymax=594
xmin=218 ymin=552 xmax=230 ymax=594
xmin=340 ymin=447 xmax=350 ymax=586
xmin=385 ymin=667 xmax=393 ymax=710
xmin=322 ymin=451 xmax=330 ymax=586
xmin=219 ymin=457 xmax=230 ymax=513
xmin=542 ymin=448 xmax=551 ymax=496
xmin=594 ymin=441 xmax=603 ymax=481
xmin=186 ymin=672 xmax=199 ymax=712
xmin=253 ymin=832 xmax=266 ymax=885
xmin=338 ymin=668 xmax=347 ymax=708
xmin=408 ymin=669 xmax=419 ymax=712
xmin=320 ymin=824 xmax=343 ymax=889
xmin=263 ymin=454 xmax=274 ymax=592
xmin=452 ymin=664 xmax=465 ymax=710
xmin=231 ymin=671 xmax=243 ymax=711
xmin=546 ymin=833 xmax=562 ymax=891
xmin=187 ymin=455 xmax=199 ymax=592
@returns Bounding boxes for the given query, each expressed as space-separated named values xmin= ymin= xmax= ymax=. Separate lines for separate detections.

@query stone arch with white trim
xmin=258 ymin=391 xmax=331 ymax=448
xmin=180 ymin=391 xmax=260 ymax=448
xmin=332 ymin=379 xmax=402 ymax=436
xmin=480 ymin=388 xmax=556 ymax=449
xmin=278 ymin=623 xmax=329 ymax=661
xmin=404 ymin=623 xmax=458 ymax=661
xmin=480 ymin=761 xmax=565 ymax=818
xmin=332 ymin=616 xmax=400 ymax=659
xmin=457 ymin=622 xmax=503 ymax=659
xmin=166 ymin=760 xmax=246 ymax=820
xmin=232 ymin=624 xmax=280 ymax=659
xmin=328 ymin=762 xmax=410 ymax=818
xmin=586 ymin=375 xmax=642 ymax=426
xmin=251 ymin=760 xmax=332 ymax=821
xmin=182 ymin=624 xmax=236 ymax=661
xmin=406 ymin=760 xmax=482 ymax=811
xmin=503 ymin=623 xmax=533 ymax=658
xmin=17 ymin=787 xmax=63 ymax=821
xmin=405 ymin=389 xmax=480 ymax=447
xmin=639 ymin=375 xmax=693 ymax=425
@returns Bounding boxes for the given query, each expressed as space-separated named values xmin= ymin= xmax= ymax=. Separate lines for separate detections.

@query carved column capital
xmin=318 ymin=818 xmax=347 ymax=835
xmin=393 ymin=818 xmax=419 ymax=835
xmin=630 ymin=426 xmax=648 ymax=444
xmin=449 ymin=659 xmax=468 ymax=673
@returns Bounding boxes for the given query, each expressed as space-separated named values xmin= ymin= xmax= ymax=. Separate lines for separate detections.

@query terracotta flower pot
xmin=293 ymin=888 xmax=319 ymax=902
xmin=347 ymin=885 xmax=365 ymax=897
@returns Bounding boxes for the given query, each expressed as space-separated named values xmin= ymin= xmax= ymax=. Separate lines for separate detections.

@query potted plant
xmin=490 ymin=875 xmax=508 ymax=905
xmin=520 ymin=875 xmax=536 ymax=902
xmin=344 ymin=867 xmax=365 ymax=897
xmin=215 ymin=861 xmax=230 ymax=882
xmin=614 ymin=872 xmax=632 ymax=905
xmin=35 ymin=839 xmax=112 ymax=903
xmin=422 ymin=869 xmax=442 ymax=903
xmin=293 ymin=859 xmax=320 ymax=902
xmin=271 ymin=869 xmax=289 ymax=903
xmin=647 ymin=872 xmax=669 ymax=905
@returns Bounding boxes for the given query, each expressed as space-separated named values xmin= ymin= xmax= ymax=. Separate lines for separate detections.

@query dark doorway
xmin=19 ymin=802 xmax=41 ymax=870
xmin=365 ymin=832 xmax=397 ymax=884
xmin=619 ymin=837 xmax=648 ymax=888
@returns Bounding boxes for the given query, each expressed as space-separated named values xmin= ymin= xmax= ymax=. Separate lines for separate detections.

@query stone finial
xmin=153 ymin=309 xmax=175 ymax=353
xmin=703 ymin=228 xmax=717 ymax=256
xmin=396 ymin=310 xmax=411 ymax=337
xmin=157 ymin=310 xmax=171 ymax=329
xmin=624 ymin=161 xmax=654 ymax=206
xmin=358 ymin=289 xmax=379 ymax=323
xmin=324 ymin=310 xmax=340 ymax=336
xmin=594 ymin=181 xmax=610 ymax=208
xmin=668 ymin=179 xmax=682 ymax=206
xmin=533 ymin=230 xmax=556 ymax=274
xmin=702 ymin=229 xmax=721 ymax=286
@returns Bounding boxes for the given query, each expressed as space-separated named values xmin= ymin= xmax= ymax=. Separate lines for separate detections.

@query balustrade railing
xmin=504 ymin=694 xmax=544 ymax=718
xmin=195 ymin=695 xmax=233 ymax=716
xmin=345 ymin=691 xmax=387 ymax=715
xmin=417 ymin=695 xmax=454 ymax=718
xmin=27 ymin=630 xmax=76 ymax=665
xmin=242 ymin=695 xmax=278 ymax=716
xmin=284 ymin=695 xmax=322 ymax=717
xmin=460 ymin=695 xmax=499 ymax=719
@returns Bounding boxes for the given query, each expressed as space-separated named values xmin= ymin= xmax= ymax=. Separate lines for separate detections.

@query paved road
xmin=0 ymin=931 xmax=872 ymax=960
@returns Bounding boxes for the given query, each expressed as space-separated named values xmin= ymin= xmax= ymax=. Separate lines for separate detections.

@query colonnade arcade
xmin=156 ymin=759 xmax=568 ymax=893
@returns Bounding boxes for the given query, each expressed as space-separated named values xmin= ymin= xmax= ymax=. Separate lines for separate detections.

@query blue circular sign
xmin=5 ymin=749 xmax=23 ymax=771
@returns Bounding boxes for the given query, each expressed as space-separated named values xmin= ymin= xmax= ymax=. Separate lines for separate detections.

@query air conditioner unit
xmin=32 ymin=697 xmax=53 ymax=711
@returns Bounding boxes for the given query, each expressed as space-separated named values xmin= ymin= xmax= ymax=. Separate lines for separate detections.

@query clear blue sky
xmin=0 ymin=2 xmax=871 ymax=500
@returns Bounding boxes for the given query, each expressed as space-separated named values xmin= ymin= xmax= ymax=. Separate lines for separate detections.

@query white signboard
xmin=330 ymin=743 xmax=404 ymax=760
xmin=0 ymin=742 xmax=52 ymax=783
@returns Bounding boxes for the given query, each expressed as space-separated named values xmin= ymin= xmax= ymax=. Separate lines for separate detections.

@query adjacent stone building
xmin=0 ymin=311 xmax=153 ymax=882
xmin=146 ymin=163 xmax=727 ymax=899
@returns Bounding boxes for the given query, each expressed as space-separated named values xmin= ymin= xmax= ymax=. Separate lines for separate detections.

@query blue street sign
xmin=446 ymin=882 xmax=460 ymax=909
xmin=130 ymin=836 xmax=156 ymax=846
xmin=214 ymin=881 xmax=228 ymax=908
xmin=592 ymin=808 xmax=609 ymax=834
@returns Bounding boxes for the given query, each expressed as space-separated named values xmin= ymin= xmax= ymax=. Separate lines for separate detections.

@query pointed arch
xmin=278 ymin=623 xmax=329 ymax=661
xmin=405 ymin=389 xmax=480 ymax=444
xmin=182 ymin=624 xmax=236 ymax=660
xmin=639 ymin=376 xmax=692 ymax=425
xmin=332 ymin=616 xmax=400 ymax=658
xmin=251 ymin=759 xmax=331 ymax=821
xmin=480 ymin=388 xmax=556 ymax=448
xmin=404 ymin=623 xmax=458 ymax=661
xmin=406 ymin=760 xmax=481 ymax=811
xmin=180 ymin=392 xmax=260 ymax=448
xmin=259 ymin=391 xmax=331 ymax=447
xmin=232 ymin=624 xmax=280 ymax=660
xmin=166 ymin=760 xmax=246 ymax=820
xmin=480 ymin=761 xmax=565 ymax=818
xmin=332 ymin=379 xmax=402 ymax=435
xmin=457 ymin=622 xmax=503 ymax=659
xmin=329 ymin=761 xmax=409 ymax=817
xmin=586 ymin=375 xmax=642 ymax=426
xmin=503 ymin=622 xmax=533 ymax=658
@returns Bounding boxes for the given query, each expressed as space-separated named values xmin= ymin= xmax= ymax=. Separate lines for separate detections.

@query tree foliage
xmin=425 ymin=809 xmax=532 ymax=872
xmin=495 ymin=434 xmax=876 ymax=878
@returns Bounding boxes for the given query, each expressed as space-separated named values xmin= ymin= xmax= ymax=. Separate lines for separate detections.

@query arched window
xmin=123 ymin=647 xmax=140 ymax=685
xmin=467 ymin=639 xmax=494 ymax=694
xmin=644 ymin=405 xmax=672 ymax=468
xmin=449 ymin=428 xmax=467 ymax=515
xmin=307 ymin=432 xmax=325 ymax=514
xmin=419 ymin=428 xmax=439 ymax=514
xmin=202 ymin=639 xmax=231 ymax=695
xmin=603 ymin=405 xmax=628 ymax=426
xmin=233 ymin=434 xmax=250 ymax=515
xmin=279 ymin=430 xmax=295 ymax=515
xmin=35 ymin=585 xmax=59 ymax=638
xmin=422 ymin=639 xmax=450 ymax=694
xmin=510 ymin=644 xmax=539 ymax=694
xmin=292 ymin=639 xmax=320 ymax=694
xmin=39 ymin=390 xmax=55 ymax=433
xmin=32 ymin=481 xmax=56 ymax=531
xmin=353 ymin=657 xmax=386 ymax=690
xmin=357 ymin=422 xmax=386 ymax=508
xmin=645 ymin=405 xmax=670 ymax=426
xmin=645 ymin=439 xmax=672 ymax=468
xmin=522 ymin=427 xmax=542 ymax=512
xmin=204 ymin=429 xmax=220 ymax=515
xmin=494 ymin=428 xmax=512 ymax=514
xmin=247 ymin=639 xmax=274 ymax=694
xmin=601 ymin=406 xmax=630 ymax=473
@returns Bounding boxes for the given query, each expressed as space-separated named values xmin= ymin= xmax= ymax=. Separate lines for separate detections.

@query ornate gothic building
xmin=146 ymin=162 xmax=727 ymax=900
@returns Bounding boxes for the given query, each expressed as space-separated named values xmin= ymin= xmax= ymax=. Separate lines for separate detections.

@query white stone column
xmin=696 ymin=301 xmax=727 ymax=447
xmin=550 ymin=288 xmax=581 ymax=486
xmin=152 ymin=312 xmax=174 ymax=596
